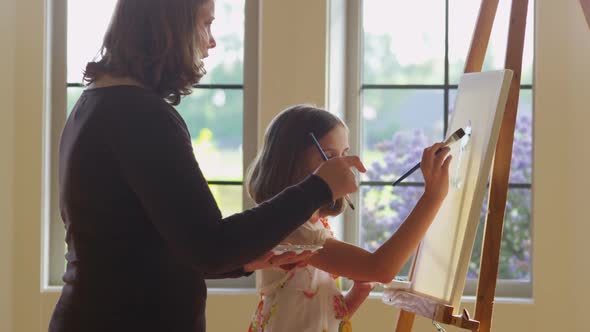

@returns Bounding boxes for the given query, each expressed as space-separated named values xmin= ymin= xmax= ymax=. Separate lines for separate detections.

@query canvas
xmin=388 ymin=70 xmax=513 ymax=312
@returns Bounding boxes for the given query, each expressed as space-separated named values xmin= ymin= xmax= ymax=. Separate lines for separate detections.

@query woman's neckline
xmin=86 ymin=74 xmax=146 ymax=92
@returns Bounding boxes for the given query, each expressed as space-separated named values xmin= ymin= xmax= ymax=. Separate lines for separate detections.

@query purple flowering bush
xmin=360 ymin=111 xmax=532 ymax=280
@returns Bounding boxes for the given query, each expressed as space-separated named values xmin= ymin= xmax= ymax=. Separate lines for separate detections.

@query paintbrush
xmin=391 ymin=128 xmax=466 ymax=187
xmin=309 ymin=132 xmax=356 ymax=210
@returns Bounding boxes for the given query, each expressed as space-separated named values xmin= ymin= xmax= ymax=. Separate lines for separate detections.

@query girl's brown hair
xmin=84 ymin=0 xmax=208 ymax=105
xmin=246 ymin=104 xmax=348 ymax=217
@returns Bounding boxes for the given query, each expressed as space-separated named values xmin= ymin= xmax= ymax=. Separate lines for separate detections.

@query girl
xmin=247 ymin=105 xmax=451 ymax=332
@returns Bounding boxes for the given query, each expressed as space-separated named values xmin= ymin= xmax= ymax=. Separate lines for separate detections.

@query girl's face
xmin=305 ymin=124 xmax=349 ymax=220
xmin=197 ymin=0 xmax=217 ymax=58
xmin=305 ymin=124 xmax=350 ymax=173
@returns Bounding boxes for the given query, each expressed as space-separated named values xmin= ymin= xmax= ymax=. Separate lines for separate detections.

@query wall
xmin=0 ymin=0 xmax=16 ymax=331
xmin=2 ymin=0 xmax=590 ymax=331
xmin=257 ymin=0 xmax=327 ymax=141
xmin=534 ymin=1 xmax=590 ymax=330
xmin=11 ymin=0 xmax=46 ymax=330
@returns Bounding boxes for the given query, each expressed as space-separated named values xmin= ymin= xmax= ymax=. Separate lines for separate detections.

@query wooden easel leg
xmin=474 ymin=1 xmax=529 ymax=332
xmin=581 ymin=0 xmax=590 ymax=29
xmin=394 ymin=310 xmax=415 ymax=332
xmin=464 ymin=0 xmax=500 ymax=73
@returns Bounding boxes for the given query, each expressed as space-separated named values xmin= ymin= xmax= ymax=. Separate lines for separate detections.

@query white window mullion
xmin=342 ymin=0 xmax=363 ymax=248
xmin=44 ymin=0 xmax=67 ymax=288
xmin=324 ymin=0 xmax=364 ymax=291
xmin=242 ymin=0 xmax=259 ymax=212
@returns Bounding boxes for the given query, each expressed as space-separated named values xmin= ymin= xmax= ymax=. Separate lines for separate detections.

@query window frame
xmin=336 ymin=0 xmax=533 ymax=299
xmin=43 ymin=0 xmax=260 ymax=290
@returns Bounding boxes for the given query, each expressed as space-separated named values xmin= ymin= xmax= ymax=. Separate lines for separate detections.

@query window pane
xmin=362 ymin=89 xmax=444 ymax=183
xmin=511 ymin=89 xmax=533 ymax=183
xmin=209 ymin=184 xmax=243 ymax=217
xmin=67 ymin=0 xmax=118 ymax=83
xmin=363 ymin=0 xmax=445 ymax=85
xmin=175 ymin=89 xmax=243 ymax=181
xmin=449 ymin=88 xmax=532 ymax=183
xmin=199 ymin=0 xmax=245 ymax=85
xmin=360 ymin=185 xmax=422 ymax=277
xmin=67 ymin=0 xmax=245 ymax=85
xmin=449 ymin=0 xmax=534 ymax=85
xmin=67 ymin=87 xmax=84 ymax=115
xmin=468 ymin=188 xmax=532 ymax=281
xmin=204 ymin=184 xmax=250 ymax=288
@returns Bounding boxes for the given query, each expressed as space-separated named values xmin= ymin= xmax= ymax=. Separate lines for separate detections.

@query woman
xmin=48 ymin=0 xmax=365 ymax=331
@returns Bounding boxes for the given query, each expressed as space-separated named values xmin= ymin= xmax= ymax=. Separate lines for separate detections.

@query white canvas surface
xmin=408 ymin=70 xmax=513 ymax=310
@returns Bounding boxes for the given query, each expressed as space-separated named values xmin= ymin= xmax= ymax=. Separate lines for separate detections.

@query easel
xmin=385 ymin=1 xmax=529 ymax=331
xmin=387 ymin=1 xmax=590 ymax=331
xmin=582 ymin=0 xmax=590 ymax=29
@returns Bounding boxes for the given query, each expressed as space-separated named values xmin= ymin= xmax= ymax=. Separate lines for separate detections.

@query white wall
xmin=257 ymin=0 xmax=327 ymax=141
xmin=2 ymin=0 xmax=590 ymax=331
xmin=10 ymin=0 xmax=46 ymax=330
xmin=0 ymin=0 xmax=16 ymax=331
xmin=534 ymin=1 xmax=590 ymax=329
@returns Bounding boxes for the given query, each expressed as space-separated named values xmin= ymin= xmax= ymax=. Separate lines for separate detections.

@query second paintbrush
xmin=309 ymin=132 xmax=356 ymax=211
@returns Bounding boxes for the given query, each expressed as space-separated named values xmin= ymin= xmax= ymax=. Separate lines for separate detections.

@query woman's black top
xmin=48 ymin=86 xmax=332 ymax=332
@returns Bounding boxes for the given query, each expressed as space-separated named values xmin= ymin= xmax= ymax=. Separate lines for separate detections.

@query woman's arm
xmin=106 ymin=98 xmax=363 ymax=275
xmin=204 ymin=251 xmax=317 ymax=279
xmin=203 ymin=268 xmax=251 ymax=279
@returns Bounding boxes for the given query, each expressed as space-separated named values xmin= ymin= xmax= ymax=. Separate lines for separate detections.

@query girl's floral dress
xmin=248 ymin=218 xmax=352 ymax=332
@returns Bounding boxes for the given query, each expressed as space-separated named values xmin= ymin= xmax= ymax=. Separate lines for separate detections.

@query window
xmin=46 ymin=0 xmax=257 ymax=289
xmin=337 ymin=0 xmax=533 ymax=297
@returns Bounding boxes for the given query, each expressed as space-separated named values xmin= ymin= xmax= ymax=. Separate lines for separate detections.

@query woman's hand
xmin=420 ymin=142 xmax=452 ymax=203
xmin=243 ymin=249 xmax=317 ymax=272
xmin=313 ymin=156 xmax=366 ymax=200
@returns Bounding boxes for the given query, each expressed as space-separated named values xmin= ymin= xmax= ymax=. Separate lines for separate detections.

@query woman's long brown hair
xmin=84 ymin=0 xmax=208 ymax=105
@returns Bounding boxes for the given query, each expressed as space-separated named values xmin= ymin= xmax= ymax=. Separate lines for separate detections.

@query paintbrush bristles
xmin=444 ymin=128 xmax=466 ymax=145
xmin=391 ymin=127 xmax=466 ymax=187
